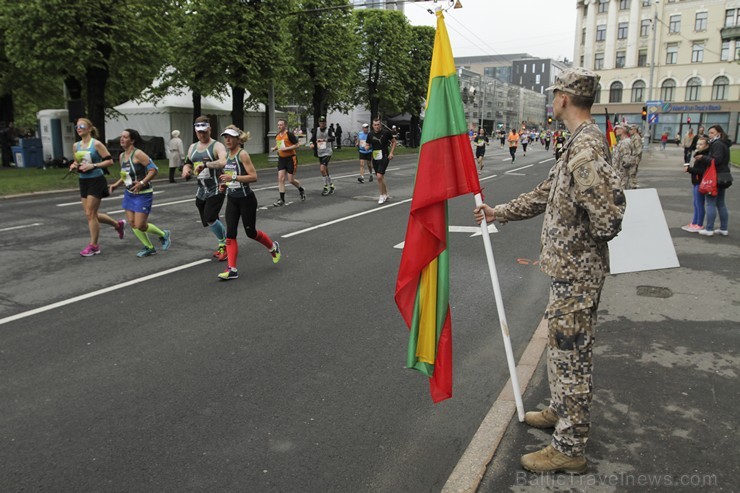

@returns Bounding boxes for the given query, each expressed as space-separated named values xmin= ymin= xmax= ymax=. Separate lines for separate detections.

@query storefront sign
xmin=663 ymin=104 xmax=722 ymax=112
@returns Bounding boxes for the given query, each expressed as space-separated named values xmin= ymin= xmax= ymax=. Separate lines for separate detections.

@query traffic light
xmin=687 ymin=116 xmax=691 ymax=124
xmin=548 ymin=116 xmax=553 ymax=124
xmin=641 ymin=106 xmax=647 ymax=121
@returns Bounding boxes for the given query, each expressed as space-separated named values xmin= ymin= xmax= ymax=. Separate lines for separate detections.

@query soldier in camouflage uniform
xmin=628 ymin=124 xmax=643 ymax=188
xmin=474 ymin=67 xmax=626 ymax=474
xmin=612 ymin=124 xmax=636 ymax=189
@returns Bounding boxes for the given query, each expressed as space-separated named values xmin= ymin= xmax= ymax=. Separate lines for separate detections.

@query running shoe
xmin=321 ymin=186 xmax=330 ymax=196
xmin=273 ymin=198 xmax=285 ymax=207
xmin=329 ymin=183 xmax=335 ymax=194
xmin=358 ymin=176 xmax=364 ymax=183
xmin=369 ymin=174 xmax=373 ymax=182
xmin=136 ymin=246 xmax=157 ymax=257
xmin=218 ymin=268 xmax=239 ymax=280
xmin=115 ymin=219 xmax=126 ymax=240
xmin=80 ymin=244 xmax=100 ymax=257
xmin=214 ymin=245 xmax=228 ymax=261
xmin=299 ymin=188 xmax=306 ymax=201
xmin=270 ymin=241 xmax=281 ymax=264
xmin=160 ymin=230 xmax=172 ymax=250
xmin=717 ymin=229 xmax=729 ymax=236
xmin=378 ymin=195 xmax=388 ymax=204
xmin=681 ymin=223 xmax=702 ymax=232
xmin=698 ymin=229 xmax=715 ymax=237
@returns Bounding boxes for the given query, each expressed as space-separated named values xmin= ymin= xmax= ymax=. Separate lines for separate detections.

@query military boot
xmin=521 ymin=445 xmax=587 ymax=474
xmin=524 ymin=407 xmax=558 ymax=428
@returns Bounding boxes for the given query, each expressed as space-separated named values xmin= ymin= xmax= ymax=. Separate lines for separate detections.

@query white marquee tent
xmin=106 ymin=89 xmax=269 ymax=155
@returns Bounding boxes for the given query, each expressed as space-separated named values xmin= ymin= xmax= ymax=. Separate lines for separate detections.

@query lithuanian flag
xmin=394 ymin=10 xmax=481 ymax=403
xmin=605 ymin=108 xmax=617 ymax=150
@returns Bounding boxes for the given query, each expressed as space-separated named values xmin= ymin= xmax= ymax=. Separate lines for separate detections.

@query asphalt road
xmin=0 ymin=142 xmax=556 ymax=492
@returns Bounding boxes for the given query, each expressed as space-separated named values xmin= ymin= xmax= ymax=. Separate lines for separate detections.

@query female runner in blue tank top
xmin=69 ymin=118 xmax=126 ymax=256
xmin=109 ymin=129 xmax=172 ymax=257
xmin=210 ymin=124 xmax=281 ymax=280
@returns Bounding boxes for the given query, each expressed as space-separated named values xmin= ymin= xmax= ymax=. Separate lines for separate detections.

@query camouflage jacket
xmin=613 ymin=138 xmax=636 ymax=169
xmin=630 ymin=133 xmax=643 ymax=163
xmin=493 ymin=121 xmax=626 ymax=281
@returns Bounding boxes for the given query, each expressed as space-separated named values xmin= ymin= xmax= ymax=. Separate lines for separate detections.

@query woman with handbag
xmin=696 ymin=125 xmax=732 ymax=237
xmin=681 ymin=137 xmax=709 ymax=233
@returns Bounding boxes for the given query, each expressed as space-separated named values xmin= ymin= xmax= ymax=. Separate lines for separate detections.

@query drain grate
xmin=636 ymin=285 xmax=673 ymax=298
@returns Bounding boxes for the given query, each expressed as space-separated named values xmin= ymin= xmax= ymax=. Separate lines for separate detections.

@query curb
xmin=442 ymin=317 xmax=549 ymax=493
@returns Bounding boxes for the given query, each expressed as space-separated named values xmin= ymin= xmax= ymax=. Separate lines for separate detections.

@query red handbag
xmin=699 ymin=159 xmax=718 ymax=196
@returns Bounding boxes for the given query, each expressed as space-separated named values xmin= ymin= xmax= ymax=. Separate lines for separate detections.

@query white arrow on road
xmin=394 ymin=223 xmax=498 ymax=248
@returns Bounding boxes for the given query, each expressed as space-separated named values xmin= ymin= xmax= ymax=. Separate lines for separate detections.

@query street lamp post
xmin=644 ymin=1 xmax=659 ymax=150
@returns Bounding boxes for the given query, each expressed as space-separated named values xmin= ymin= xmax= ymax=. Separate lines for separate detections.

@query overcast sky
xmin=404 ymin=0 xmax=577 ymax=62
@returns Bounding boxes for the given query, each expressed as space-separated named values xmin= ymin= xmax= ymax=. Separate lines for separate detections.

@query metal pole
xmin=645 ymin=3 xmax=658 ymax=150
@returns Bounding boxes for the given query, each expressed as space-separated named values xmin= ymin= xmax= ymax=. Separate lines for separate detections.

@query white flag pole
xmin=474 ymin=192 xmax=525 ymax=422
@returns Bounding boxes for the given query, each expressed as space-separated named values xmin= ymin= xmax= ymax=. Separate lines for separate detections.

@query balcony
xmin=720 ymin=25 xmax=740 ymax=41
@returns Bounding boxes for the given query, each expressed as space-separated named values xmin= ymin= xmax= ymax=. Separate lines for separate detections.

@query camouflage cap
xmin=546 ymin=67 xmax=600 ymax=98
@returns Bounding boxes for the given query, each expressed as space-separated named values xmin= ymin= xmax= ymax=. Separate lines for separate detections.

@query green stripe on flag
xmin=420 ymin=74 xmax=468 ymax=146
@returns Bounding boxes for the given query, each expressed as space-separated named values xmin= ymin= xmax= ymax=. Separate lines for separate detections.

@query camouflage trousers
xmin=545 ymin=277 xmax=604 ymax=457
xmin=628 ymin=163 xmax=639 ymax=189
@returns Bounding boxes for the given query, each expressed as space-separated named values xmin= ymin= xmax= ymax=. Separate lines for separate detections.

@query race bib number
xmin=75 ymin=151 xmax=92 ymax=166
xmin=196 ymin=162 xmax=210 ymax=179
xmin=360 ymin=140 xmax=366 ymax=148
xmin=477 ymin=140 xmax=485 ymax=147
xmin=227 ymin=170 xmax=239 ymax=189
xmin=121 ymin=171 xmax=133 ymax=187
xmin=277 ymin=140 xmax=285 ymax=149
xmin=373 ymin=149 xmax=383 ymax=160
xmin=318 ymin=141 xmax=327 ymax=150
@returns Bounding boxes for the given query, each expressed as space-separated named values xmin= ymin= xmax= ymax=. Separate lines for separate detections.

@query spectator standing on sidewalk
xmin=682 ymin=128 xmax=694 ymax=164
xmin=660 ymin=132 xmax=668 ymax=150
xmin=168 ymin=130 xmax=184 ymax=183
xmin=357 ymin=123 xmax=374 ymax=183
xmin=271 ymin=118 xmax=305 ymax=205
xmin=681 ymin=136 xmax=709 ymax=233
xmin=473 ymin=67 xmax=625 ymax=474
xmin=335 ymin=123 xmax=343 ymax=150
xmin=696 ymin=125 xmax=732 ymax=237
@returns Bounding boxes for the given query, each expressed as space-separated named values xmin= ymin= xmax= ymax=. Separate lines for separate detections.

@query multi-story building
xmin=454 ymin=54 xmax=531 ymax=84
xmin=512 ymin=58 xmax=573 ymax=106
xmin=352 ymin=0 xmax=403 ymax=11
xmin=575 ymin=0 xmax=739 ymax=142
xmin=458 ymin=68 xmax=547 ymax=132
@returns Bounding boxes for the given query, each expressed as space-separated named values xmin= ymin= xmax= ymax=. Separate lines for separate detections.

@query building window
xmin=666 ymin=44 xmax=678 ymax=64
xmin=580 ymin=55 xmax=584 ymax=66
xmin=712 ymin=76 xmax=729 ymax=100
xmin=686 ymin=77 xmax=701 ymax=101
xmin=620 ymin=0 xmax=628 ymax=9
xmin=660 ymin=79 xmax=676 ymax=102
xmin=596 ymin=25 xmax=607 ymax=41
xmin=594 ymin=84 xmax=601 ymax=104
xmin=691 ymin=42 xmax=704 ymax=63
xmin=669 ymin=15 xmax=681 ymax=33
xmin=609 ymin=82 xmax=623 ymax=103
xmin=536 ymin=74 xmax=541 ymax=84
xmin=598 ymin=0 xmax=609 ymax=14
xmin=642 ymin=0 xmax=651 ymax=6
xmin=695 ymin=12 xmax=707 ymax=32
xmin=618 ymin=22 xmax=629 ymax=39
xmin=581 ymin=27 xmax=586 ymax=44
xmin=632 ymin=80 xmax=646 ymax=102
xmin=725 ymin=9 xmax=738 ymax=27
xmin=595 ymin=53 xmax=605 ymax=70
xmin=641 ymin=19 xmax=651 ymax=37
xmin=638 ymin=49 xmax=648 ymax=67
xmin=523 ymin=64 xmax=527 ymax=73
xmin=615 ymin=51 xmax=626 ymax=68
xmin=721 ymin=41 xmax=730 ymax=61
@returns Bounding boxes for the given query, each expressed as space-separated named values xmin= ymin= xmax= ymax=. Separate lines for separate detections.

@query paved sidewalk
xmin=477 ymin=145 xmax=739 ymax=492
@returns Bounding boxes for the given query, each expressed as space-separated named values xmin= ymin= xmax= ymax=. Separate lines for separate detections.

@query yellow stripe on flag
xmin=426 ymin=11 xmax=456 ymax=105
xmin=416 ymin=258 xmax=439 ymax=364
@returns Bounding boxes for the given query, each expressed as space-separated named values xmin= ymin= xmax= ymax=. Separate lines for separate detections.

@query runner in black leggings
xmin=212 ymin=124 xmax=281 ymax=280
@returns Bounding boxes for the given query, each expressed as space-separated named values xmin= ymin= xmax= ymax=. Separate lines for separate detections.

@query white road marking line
xmin=538 ymin=158 xmax=555 ymax=164
xmin=0 ymin=259 xmax=212 ymax=326
xmin=506 ymin=164 xmax=534 ymax=173
xmin=57 ymin=191 xmax=163 ymax=207
xmin=282 ymin=198 xmax=412 ymax=238
xmin=479 ymin=174 xmax=498 ymax=182
xmin=0 ymin=223 xmax=43 ymax=232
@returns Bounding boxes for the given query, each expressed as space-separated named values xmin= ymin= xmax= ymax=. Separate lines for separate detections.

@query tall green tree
xmin=402 ymin=25 xmax=435 ymax=147
xmin=354 ymin=9 xmax=411 ymax=121
xmin=3 ymin=0 xmax=171 ymax=141
xmin=289 ymin=0 xmax=360 ymax=128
